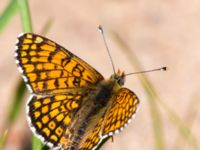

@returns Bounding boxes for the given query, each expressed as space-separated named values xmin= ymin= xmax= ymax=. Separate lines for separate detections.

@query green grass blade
xmin=140 ymin=77 xmax=166 ymax=150
xmin=16 ymin=0 xmax=32 ymax=32
xmin=0 ymin=0 xmax=17 ymax=33
xmin=111 ymin=31 xmax=166 ymax=150
xmin=32 ymin=136 xmax=43 ymax=150
xmin=0 ymin=130 xmax=8 ymax=149
xmin=172 ymin=98 xmax=199 ymax=150
xmin=32 ymin=135 xmax=49 ymax=150
xmin=39 ymin=18 xmax=54 ymax=35
xmin=159 ymin=98 xmax=200 ymax=150
xmin=7 ymin=79 xmax=26 ymax=124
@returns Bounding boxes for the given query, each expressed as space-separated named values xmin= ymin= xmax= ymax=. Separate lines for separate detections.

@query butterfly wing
xmin=15 ymin=33 xmax=104 ymax=148
xmin=27 ymin=91 xmax=89 ymax=148
xmin=15 ymin=33 xmax=104 ymax=94
xmin=79 ymin=88 xmax=139 ymax=150
xmin=79 ymin=118 xmax=104 ymax=150
xmin=102 ymin=88 xmax=139 ymax=136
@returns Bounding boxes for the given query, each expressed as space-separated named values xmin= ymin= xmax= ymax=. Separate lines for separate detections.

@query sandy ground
xmin=0 ymin=0 xmax=200 ymax=150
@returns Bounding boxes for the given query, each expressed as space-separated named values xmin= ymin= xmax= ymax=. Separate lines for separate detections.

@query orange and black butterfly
xmin=15 ymin=30 xmax=139 ymax=150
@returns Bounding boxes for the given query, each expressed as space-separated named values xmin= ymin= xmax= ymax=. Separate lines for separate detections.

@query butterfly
xmin=15 ymin=32 xmax=139 ymax=150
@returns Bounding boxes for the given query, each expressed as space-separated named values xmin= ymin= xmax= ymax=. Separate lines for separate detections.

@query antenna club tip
xmin=162 ymin=67 xmax=167 ymax=71
xmin=98 ymin=25 xmax=103 ymax=33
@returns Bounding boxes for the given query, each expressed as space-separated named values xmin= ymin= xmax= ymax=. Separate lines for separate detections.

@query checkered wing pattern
xmin=15 ymin=33 xmax=104 ymax=148
xmin=79 ymin=88 xmax=139 ymax=150
xmin=27 ymin=93 xmax=84 ymax=148
xmin=79 ymin=118 xmax=104 ymax=150
xmin=15 ymin=33 xmax=104 ymax=95
xmin=102 ymin=88 xmax=139 ymax=136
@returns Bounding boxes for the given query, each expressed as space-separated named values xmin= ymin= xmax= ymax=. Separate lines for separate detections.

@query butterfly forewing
xmin=15 ymin=33 xmax=104 ymax=95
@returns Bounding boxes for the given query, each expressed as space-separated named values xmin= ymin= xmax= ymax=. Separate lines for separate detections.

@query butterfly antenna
xmin=98 ymin=25 xmax=116 ymax=74
xmin=125 ymin=66 xmax=167 ymax=76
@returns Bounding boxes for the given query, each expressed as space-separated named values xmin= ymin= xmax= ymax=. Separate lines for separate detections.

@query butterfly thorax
xmin=62 ymin=70 xmax=126 ymax=149
xmin=94 ymin=69 xmax=126 ymax=106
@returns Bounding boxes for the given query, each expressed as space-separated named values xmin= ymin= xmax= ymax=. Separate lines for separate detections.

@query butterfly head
xmin=110 ymin=69 xmax=126 ymax=86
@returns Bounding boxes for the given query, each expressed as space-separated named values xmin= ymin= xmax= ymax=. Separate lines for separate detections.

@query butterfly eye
xmin=118 ymin=78 xmax=125 ymax=85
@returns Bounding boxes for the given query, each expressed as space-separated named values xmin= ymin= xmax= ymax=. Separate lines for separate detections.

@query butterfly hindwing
xmin=79 ymin=118 xmax=104 ymax=150
xmin=15 ymin=33 xmax=104 ymax=94
xmin=102 ymin=88 xmax=139 ymax=136
xmin=27 ymin=92 xmax=85 ymax=148
xmin=79 ymin=88 xmax=139 ymax=150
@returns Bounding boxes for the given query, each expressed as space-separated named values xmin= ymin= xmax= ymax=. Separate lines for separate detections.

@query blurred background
xmin=0 ymin=0 xmax=200 ymax=150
